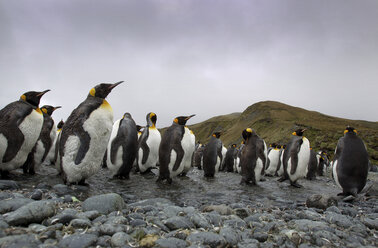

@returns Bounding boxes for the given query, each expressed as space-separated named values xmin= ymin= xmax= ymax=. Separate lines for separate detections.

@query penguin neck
xmin=149 ymin=123 xmax=156 ymax=129
xmin=100 ymin=99 xmax=112 ymax=111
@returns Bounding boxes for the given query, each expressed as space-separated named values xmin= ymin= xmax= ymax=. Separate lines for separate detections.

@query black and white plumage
xmin=306 ymin=148 xmax=317 ymax=180
xmin=157 ymin=115 xmax=195 ymax=183
xmin=223 ymin=144 xmax=237 ymax=172
xmin=107 ymin=113 xmax=138 ymax=179
xmin=59 ymin=82 xmax=123 ymax=185
xmin=332 ymin=126 xmax=369 ymax=197
xmin=179 ymin=128 xmax=196 ymax=176
xmin=265 ymin=143 xmax=281 ymax=176
xmin=0 ymin=90 xmax=49 ymax=178
xmin=23 ymin=105 xmax=61 ymax=174
xmin=202 ymin=132 xmax=223 ymax=177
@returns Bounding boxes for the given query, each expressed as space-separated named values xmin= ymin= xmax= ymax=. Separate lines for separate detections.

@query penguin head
xmin=212 ymin=131 xmax=222 ymax=138
xmin=41 ymin=105 xmax=61 ymax=116
xmin=242 ymin=128 xmax=254 ymax=140
xmin=57 ymin=120 xmax=64 ymax=129
xmin=344 ymin=126 xmax=357 ymax=135
xmin=173 ymin=115 xmax=195 ymax=125
xmin=88 ymin=81 xmax=123 ymax=99
xmin=146 ymin=112 xmax=157 ymax=127
xmin=20 ymin=90 xmax=50 ymax=108
xmin=270 ymin=143 xmax=277 ymax=148
xmin=231 ymin=144 xmax=237 ymax=148
xmin=292 ymin=128 xmax=306 ymax=136
xmin=122 ymin=112 xmax=132 ymax=119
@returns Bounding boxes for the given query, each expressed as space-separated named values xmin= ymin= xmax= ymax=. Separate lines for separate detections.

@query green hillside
xmin=187 ymin=101 xmax=378 ymax=164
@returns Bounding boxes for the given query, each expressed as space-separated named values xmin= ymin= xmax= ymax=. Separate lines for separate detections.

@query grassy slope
xmin=187 ymin=101 xmax=378 ymax=163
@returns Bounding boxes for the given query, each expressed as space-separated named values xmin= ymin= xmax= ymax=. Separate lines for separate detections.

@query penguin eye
xmin=89 ymin=88 xmax=96 ymax=96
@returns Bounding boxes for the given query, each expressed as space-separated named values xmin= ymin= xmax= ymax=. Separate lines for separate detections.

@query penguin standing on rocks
xmin=278 ymin=128 xmax=310 ymax=188
xmin=0 ymin=90 xmax=50 ymax=178
xmin=276 ymin=145 xmax=286 ymax=177
xmin=224 ymin=144 xmax=237 ymax=172
xmin=306 ymin=148 xmax=317 ymax=180
xmin=157 ymin=115 xmax=195 ymax=183
xmin=234 ymin=141 xmax=245 ymax=173
xmin=193 ymin=143 xmax=204 ymax=170
xmin=240 ymin=128 xmax=267 ymax=185
xmin=265 ymin=143 xmax=281 ymax=176
xmin=332 ymin=126 xmax=369 ymax=197
xmin=59 ymin=81 xmax=123 ymax=185
xmin=317 ymin=151 xmax=329 ymax=176
xmin=54 ymin=120 xmax=64 ymax=173
xmin=179 ymin=128 xmax=196 ymax=176
xmin=202 ymin=132 xmax=223 ymax=177
xmin=107 ymin=113 xmax=138 ymax=179
xmin=137 ymin=112 xmax=161 ymax=173
xmin=23 ymin=105 xmax=61 ymax=174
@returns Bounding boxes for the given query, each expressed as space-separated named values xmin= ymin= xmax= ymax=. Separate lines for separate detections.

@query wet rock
xmin=4 ymin=200 xmax=56 ymax=226
xmin=234 ymin=208 xmax=250 ymax=219
xmin=128 ymin=198 xmax=173 ymax=208
xmin=0 ymin=192 xmax=14 ymax=200
xmin=82 ymin=193 xmax=125 ymax=214
xmin=155 ymin=237 xmax=188 ymax=248
xmin=163 ymin=205 xmax=184 ymax=217
xmin=325 ymin=212 xmax=353 ymax=228
xmin=163 ymin=216 xmax=194 ymax=230
xmin=52 ymin=184 xmax=72 ymax=196
xmin=292 ymin=219 xmax=328 ymax=232
xmin=203 ymin=212 xmax=222 ymax=227
xmin=58 ymin=233 xmax=98 ymax=248
xmin=0 ymin=234 xmax=41 ymax=248
xmin=130 ymin=219 xmax=146 ymax=227
xmin=0 ymin=180 xmax=19 ymax=190
xmin=70 ymin=218 xmax=92 ymax=229
xmin=30 ymin=189 xmax=43 ymax=200
xmin=139 ymin=234 xmax=159 ymax=247
xmin=202 ymin=204 xmax=233 ymax=215
xmin=237 ymin=238 xmax=260 ymax=248
xmin=0 ymin=197 xmax=34 ymax=214
xmin=361 ymin=217 xmax=378 ymax=230
xmin=306 ymin=194 xmax=338 ymax=210
xmin=0 ymin=220 xmax=9 ymax=229
xmin=219 ymin=227 xmax=240 ymax=246
xmin=111 ymin=232 xmax=132 ymax=247
xmin=96 ymin=235 xmax=111 ymax=247
xmin=189 ymin=213 xmax=211 ymax=229
xmin=187 ymin=231 xmax=226 ymax=248
xmin=77 ymin=210 xmax=101 ymax=221
xmin=50 ymin=208 xmax=78 ymax=225
xmin=28 ymin=223 xmax=48 ymax=233
xmin=223 ymin=217 xmax=247 ymax=230
xmin=326 ymin=206 xmax=342 ymax=214
xmin=99 ymin=224 xmax=125 ymax=236
xmin=253 ymin=232 xmax=268 ymax=242
xmin=36 ymin=183 xmax=51 ymax=190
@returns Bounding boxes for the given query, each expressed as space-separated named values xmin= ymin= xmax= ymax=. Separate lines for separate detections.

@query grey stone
xmin=127 ymin=212 xmax=144 ymax=220
xmin=77 ymin=210 xmax=101 ymax=221
xmin=325 ymin=212 xmax=353 ymax=228
xmin=293 ymin=219 xmax=328 ymax=232
xmin=36 ymin=183 xmax=51 ymax=190
xmin=28 ymin=223 xmax=48 ymax=233
xmin=163 ymin=205 xmax=184 ymax=217
xmin=0 ymin=180 xmax=19 ymax=190
xmin=96 ymin=235 xmax=111 ymax=247
xmin=202 ymin=204 xmax=233 ymax=215
xmin=105 ymin=216 xmax=128 ymax=225
xmin=253 ymin=232 xmax=268 ymax=242
xmin=189 ymin=213 xmax=211 ymax=229
xmin=237 ymin=238 xmax=259 ymax=248
xmin=99 ymin=224 xmax=125 ymax=236
xmin=111 ymin=232 xmax=132 ymax=247
xmin=234 ymin=208 xmax=250 ymax=219
xmin=52 ymin=184 xmax=72 ymax=196
xmin=306 ymin=194 xmax=338 ymax=210
xmin=58 ymin=233 xmax=97 ymax=248
xmin=82 ymin=193 xmax=125 ymax=214
xmin=219 ymin=227 xmax=240 ymax=246
xmin=128 ymin=198 xmax=173 ymax=208
xmin=155 ymin=237 xmax=187 ymax=248
xmin=0 ymin=192 xmax=14 ymax=200
xmin=4 ymin=200 xmax=56 ymax=226
xmin=362 ymin=217 xmax=378 ymax=230
xmin=50 ymin=209 xmax=78 ymax=225
xmin=0 ymin=220 xmax=9 ymax=229
xmin=30 ymin=189 xmax=43 ymax=200
xmin=187 ymin=231 xmax=226 ymax=248
xmin=165 ymin=230 xmax=189 ymax=240
xmin=203 ymin=212 xmax=222 ymax=227
xmin=70 ymin=218 xmax=92 ymax=229
xmin=164 ymin=216 xmax=194 ymax=230
xmin=297 ymin=210 xmax=322 ymax=221
xmin=93 ymin=215 xmax=107 ymax=224
xmin=223 ymin=217 xmax=247 ymax=230
xmin=0 ymin=197 xmax=34 ymax=214
xmin=0 ymin=234 xmax=41 ymax=248
xmin=326 ymin=206 xmax=342 ymax=214
xmin=63 ymin=195 xmax=73 ymax=203
xmin=130 ymin=219 xmax=146 ymax=227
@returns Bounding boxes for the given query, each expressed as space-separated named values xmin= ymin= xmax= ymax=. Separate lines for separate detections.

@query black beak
xmin=185 ymin=114 xmax=196 ymax=120
xmin=37 ymin=89 xmax=50 ymax=97
xmin=53 ymin=106 xmax=62 ymax=111
xmin=108 ymin=81 xmax=124 ymax=90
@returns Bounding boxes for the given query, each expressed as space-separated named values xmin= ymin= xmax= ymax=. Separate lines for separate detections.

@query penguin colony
xmin=0 ymin=84 xmax=371 ymax=198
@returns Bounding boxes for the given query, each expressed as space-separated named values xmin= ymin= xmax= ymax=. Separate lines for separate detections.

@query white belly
xmin=106 ymin=119 xmax=123 ymax=176
xmin=138 ymin=128 xmax=161 ymax=173
xmin=215 ymin=156 xmax=221 ymax=173
xmin=182 ymin=127 xmax=195 ymax=174
xmin=266 ymin=149 xmax=280 ymax=176
xmin=44 ymin=125 xmax=57 ymax=165
xmin=255 ymin=158 xmax=263 ymax=182
xmin=0 ymin=109 xmax=43 ymax=171
xmin=62 ymin=106 xmax=113 ymax=183
xmin=288 ymin=137 xmax=310 ymax=182
xmin=332 ymin=160 xmax=342 ymax=189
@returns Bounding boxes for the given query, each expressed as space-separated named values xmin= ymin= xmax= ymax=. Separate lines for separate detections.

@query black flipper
xmin=2 ymin=127 xmax=24 ymax=163
xmin=289 ymin=139 xmax=303 ymax=175
xmin=172 ymin=145 xmax=185 ymax=172
xmin=74 ymin=128 xmax=91 ymax=165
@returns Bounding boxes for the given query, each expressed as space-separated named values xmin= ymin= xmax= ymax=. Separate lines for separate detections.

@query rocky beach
xmin=0 ymin=166 xmax=377 ymax=248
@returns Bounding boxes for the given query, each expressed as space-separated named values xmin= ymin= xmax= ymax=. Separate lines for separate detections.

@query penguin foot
xmin=0 ymin=170 xmax=10 ymax=179
xmin=260 ymin=177 xmax=266 ymax=182
xmin=290 ymin=182 xmax=303 ymax=188
xmin=277 ymin=177 xmax=286 ymax=182
xmin=78 ymin=179 xmax=89 ymax=186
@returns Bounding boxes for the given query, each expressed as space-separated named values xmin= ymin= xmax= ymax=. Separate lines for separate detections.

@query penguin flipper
xmin=289 ymin=139 xmax=302 ymax=175
xmin=74 ymin=130 xmax=91 ymax=165
xmin=256 ymin=140 xmax=267 ymax=174
xmin=172 ymin=145 xmax=184 ymax=171
xmin=2 ymin=127 xmax=24 ymax=163
xmin=110 ymin=136 xmax=123 ymax=165
xmin=140 ymin=140 xmax=150 ymax=165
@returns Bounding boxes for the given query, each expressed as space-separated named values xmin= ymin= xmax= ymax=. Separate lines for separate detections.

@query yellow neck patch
xmin=21 ymin=95 xmax=26 ymax=101
xmin=89 ymin=88 xmax=96 ymax=96
xmin=292 ymin=132 xmax=297 ymax=136
xmin=57 ymin=129 xmax=62 ymax=132
xmin=212 ymin=134 xmax=216 ymax=137
xmin=101 ymin=99 xmax=112 ymax=110
xmin=42 ymin=108 xmax=48 ymax=114
xmin=36 ymin=108 xmax=42 ymax=114
xmin=174 ymin=118 xmax=178 ymax=124
xmin=149 ymin=124 xmax=156 ymax=129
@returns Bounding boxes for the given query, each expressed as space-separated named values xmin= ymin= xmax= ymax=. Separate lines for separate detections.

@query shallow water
xmin=9 ymin=165 xmax=345 ymax=209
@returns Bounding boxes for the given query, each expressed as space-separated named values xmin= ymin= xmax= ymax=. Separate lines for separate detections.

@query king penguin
xmin=240 ymin=128 xmax=267 ymax=185
xmin=107 ymin=113 xmax=138 ymax=179
xmin=278 ymin=128 xmax=310 ymax=188
xmin=179 ymin=128 xmax=196 ymax=176
xmin=316 ymin=151 xmax=329 ymax=176
xmin=202 ymin=131 xmax=223 ymax=177
xmin=0 ymin=90 xmax=50 ymax=178
xmin=59 ymin=81 xmax=123 ymax=185
xmin=265 ymin=143 xmax=280 ymax=176
xmin=234 ymin=141 xmax=245 ymax=174
xmin=137 ymin=112 xmax=161 ymax=174
xmin=306 ymin=148 xmax=317 ymax=180
xmin=157 ymin=115 xmax=195 ymax=183
xmin=193 ymin=143 xmax=204 ymax=170
xmin=276 ymin=145 xmax=285 ymax=177
xmin=332 ymin=126 xmax=369 ymax=197
xmin=54 ymin=120 xmax=64 ymax=173
xmin=23 ymin=105 xmax=61 ymax=174
xmin=224 ymin=144 xmax=237 ymax=172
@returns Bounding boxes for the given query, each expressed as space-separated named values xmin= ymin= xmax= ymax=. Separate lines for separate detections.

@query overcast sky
xmin=1 ymin=0 xmax=377 ymax=128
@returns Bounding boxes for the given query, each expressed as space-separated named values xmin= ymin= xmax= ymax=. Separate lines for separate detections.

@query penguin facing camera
xmin=202 ymin=131 xmax=223 ymax=177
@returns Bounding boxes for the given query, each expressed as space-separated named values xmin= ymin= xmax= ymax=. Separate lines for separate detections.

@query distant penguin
xmin=265 ymin=143 xmax=280 ymax=176
xmin=0 ymin=90 xmax=50 ymax=178
xmin=202 ymin=132 xmax=223 ymax=177
xmin=136 ymin=125 xmax=144 ymax=139
xmin=224 ymin=144 xmax=237 ymax=172
xmin=45 ymin=118 xmax=64 ymax=166
xmin=23 ymin=105 xmax=61 ymax=174
xmin=59 ymin=81 xmax=123 ymax=185
xmin=106 ymin=113 xmax=138 ymax=179
xmin=193 ymin=144 xmax=204 ymax=170
xmin=157 ymin=115 xmax=195 ymax=183
xmin=276 ymin=145 xmax=285 ymax=177
xmin=179 ymin=128 xmax=196 ymax=176
xmin=54 ymin=120 xmax=64 ymax=173
xmin=306 ymin=148 xmax=317 ymax=180
xmin=279 ymin=128 xmax=310 ymax=188
xmin=234 ymin=141 xmax=245 ymax=174
xmin=137 ymin=112 xmax=161 ymax=173
xmin=220 ymin=145 xmax=228 ymax=171
xmin=332 ymin=126 xmax=369 ymax=197
xmin=316 ymin=151 xmax=329 ymax=176
xmin=240 ymin=128 xmax=267 ymax=185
